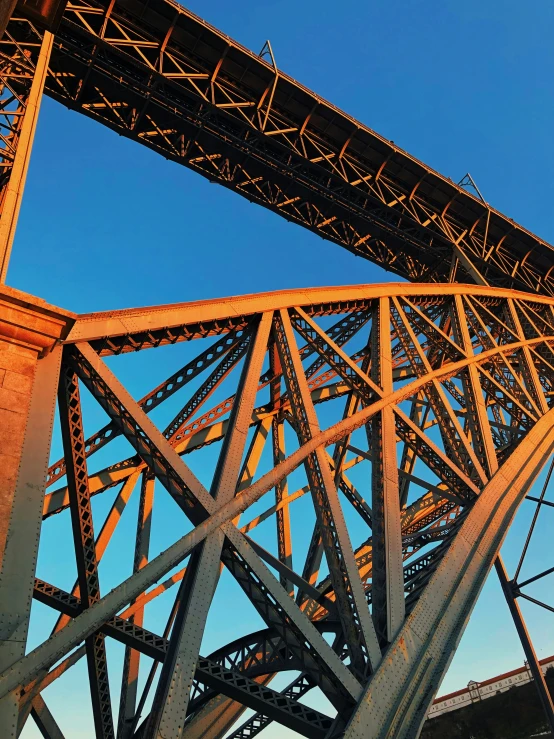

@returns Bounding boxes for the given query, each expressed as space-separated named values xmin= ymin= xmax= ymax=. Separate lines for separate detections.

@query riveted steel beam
xmin=344 ymin=407 xmax=554 ymax=738
xmin=146 ymin=312 xmax=272 ymax=738
xmin=57 ymin=359 xmax=115 ymax=738
xmin=274 ymin=308 xmax=381 ymax=677
xmin=29 ymin=695 xmax=65 ymax=739
xmin=369 ymin=297 xmax=404 ymax=644
xmin=116 ymin=472 xmax=154 ymax=739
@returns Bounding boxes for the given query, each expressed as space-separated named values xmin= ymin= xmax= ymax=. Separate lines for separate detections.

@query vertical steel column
xmin=269 ymin=343 xmax=293 ymax=595
xmin=495 ymin=557 xmax=554 ymax=732
xmin=271 ymin=417 xmax=294 ymax=594
xmin=57 ymin=361 xmax=115 ymax=739
xmin=50 ymin=470 xmax=141 ymax=636
xmin=146 ymin=313 xmax=272 ymax=739
xmin=0 ymin=31 xmax=52 ymax=282
xmin=274 ymin=308 xmax=381 ymax=677
xmin=128 ymin=602 xmax=177 ymax=736
xmin=0 ymin=346 xmax=61 ymax=737
xmin=117 ymin=472 xmax=154 ymax=739
xmin=370 ymin=296 xmax=404 ymax=644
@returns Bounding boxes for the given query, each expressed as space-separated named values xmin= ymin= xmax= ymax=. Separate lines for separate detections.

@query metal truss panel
xmin=0 ymin=29 xmax=52 ymax=282
xmin=146 ymin=313 xmax=271 ymax=738
xmin=2 ymin=1 xmax=551 ymax=293
xmin=1 ymin=285 xmax=554 ymax=739
xmin=57 ymin=360 xmax=115 ymax=738
xmin=344 ymin=407 xmax=554 ymax=737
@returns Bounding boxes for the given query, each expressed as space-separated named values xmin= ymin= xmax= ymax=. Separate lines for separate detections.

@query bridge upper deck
xmin=7 ymin=0 xmax=554 ymax=292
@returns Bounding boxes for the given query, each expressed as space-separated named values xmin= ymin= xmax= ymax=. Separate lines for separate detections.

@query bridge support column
xmin=0 ymin=287 xmax=74 ymax=736
xmin=344 ymin=408 xmax=554 ymax=739
xmin=0 ymin=30 xmax=52 ymax=283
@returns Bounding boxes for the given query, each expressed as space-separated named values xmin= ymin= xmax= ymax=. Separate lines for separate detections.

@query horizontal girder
xmin=3 ymin=5 xmax=554 ymax=293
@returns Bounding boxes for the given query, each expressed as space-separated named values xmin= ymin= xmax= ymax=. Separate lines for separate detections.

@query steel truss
xmin=1 ymin=3 xmax=554 ymax=738
xmin=2 ymin=4 xmax=554 ymax=292
xmin=2 ymin=284 xmax=554 ymax=738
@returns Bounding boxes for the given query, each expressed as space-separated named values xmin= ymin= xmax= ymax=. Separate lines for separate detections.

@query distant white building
xmin=428 ymin=655 xmax=554 ymax=719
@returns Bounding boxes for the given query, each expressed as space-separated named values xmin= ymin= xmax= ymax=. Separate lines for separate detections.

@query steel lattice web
xmin=2 ymin=9 xmax=554 ymax=292
xmin=0 ymin=1 xmax=552 ymax=736
xmin=4 ymin=283 xmax=554 ymax=738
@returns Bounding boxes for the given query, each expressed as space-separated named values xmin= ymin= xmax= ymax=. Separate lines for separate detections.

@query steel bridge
xmin=0 ymin=2 xmax=553 ymax=738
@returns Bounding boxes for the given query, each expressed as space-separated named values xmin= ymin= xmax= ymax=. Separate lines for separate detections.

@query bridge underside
xmin=0 ymin=3 xmax=553 ymax=738
xmin=2 ymin=6 xmax=554 ymax=292
xmin=0 ymin=283 xmax=554 ymax=738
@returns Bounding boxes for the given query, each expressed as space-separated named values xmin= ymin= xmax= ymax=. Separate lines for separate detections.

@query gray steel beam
xmin=30 ymin=695 xmax=66 ymax=739
xmin=57 ymin=359 xmax=114 ymax=738
xmin=270 ymin=343 xmax=294 ymax=596
xmin=274 ymin=308 xmax=381 ymax=677
xmin=146 ymin=312 xmax=271 ymax=737
xmin=244 ymin=535 xmax=336 ymax=613
xmin=117 ymin=472 xmax=155 ymax=739
xmin=343 ymin=407 xmax=554 ymax=738
xmin=495 ymin=557 xmax=554 ymax=733
xmin=369 ymin=297 xmax=404 ymax=644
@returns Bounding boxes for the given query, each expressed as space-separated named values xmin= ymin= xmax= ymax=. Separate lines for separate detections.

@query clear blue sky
xmin=11 ymin=0 xmax=554 ymax=736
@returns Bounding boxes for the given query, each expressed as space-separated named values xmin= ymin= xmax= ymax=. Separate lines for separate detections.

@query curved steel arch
xmin=187 ymin=622 xmax=341 ymax=717
xmin=2 ymin=284 xmax=554 ymax=738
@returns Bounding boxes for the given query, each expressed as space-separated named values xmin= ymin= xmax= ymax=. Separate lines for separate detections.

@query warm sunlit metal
xmin=2 ymin=5 xmax=554 ymax=292
xmin=2 ymin=283 xmax=554 ymax=738
xmin=1 ymin=2 xmax=554 ymax=737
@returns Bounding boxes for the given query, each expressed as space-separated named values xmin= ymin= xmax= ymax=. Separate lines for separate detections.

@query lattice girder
xmin=1 ymin=283 xmax=554 ymax=738
xmin=2 ymin=5 xmax=554 ymax=293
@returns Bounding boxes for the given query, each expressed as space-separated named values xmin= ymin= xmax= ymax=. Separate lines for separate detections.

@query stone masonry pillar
xmin=0 ymin=285 xmax=75 ymax=736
